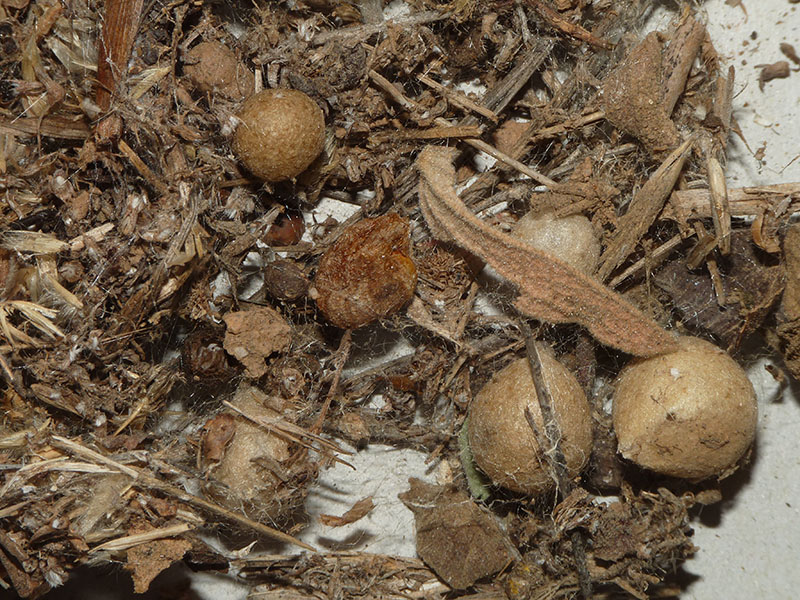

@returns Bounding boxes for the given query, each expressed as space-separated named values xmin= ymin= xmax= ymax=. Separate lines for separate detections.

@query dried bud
xmin=314 ymin=214 xmax=417 ymax=329
xmin=264 ymin=259 xmax=309 ymax=301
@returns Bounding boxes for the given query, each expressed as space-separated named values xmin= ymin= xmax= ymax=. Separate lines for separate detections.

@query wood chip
xmin=598 ymin=136 xmax=694 ymax=280
xmin=96 ymin=0 xmax=145 ymax=110
xmin=667 ymin=181 xmax=800 ymax=221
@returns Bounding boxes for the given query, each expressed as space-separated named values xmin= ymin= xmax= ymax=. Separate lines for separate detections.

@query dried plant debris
xmin=125 ymin=526 xmax=193 ymax=594
xmin=779 ymin=42 xmax=800 ymax=66
xmin=223 ymin=306 xmax=292 ymax=378
xmin=505 ymin=485 xmax=696 ymax=599
xmin=758 ymin=60 xmax=791 ymax=90
xmin=417 ymin=146 xmax=676 ymax=357
xmin=654 ymin=231 xmax=785 ymax=351
xmin=602 ymin=33 xmax=681 ymax=153
xmin=0 ymin=0 xmax=798 ymax=597
xmin=399 ymin=478 xmax=515 ymax=589
xmin=318 ymin=496 xmax=375 ymax=528
xmin=776 ymin=223 xmax=800 ymax=379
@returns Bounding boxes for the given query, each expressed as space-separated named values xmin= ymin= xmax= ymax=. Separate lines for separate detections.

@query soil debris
xmin=758 ymin=60 xmax=791 ymax=90
xmin=223 ymin=306 xmax=292 ymax=378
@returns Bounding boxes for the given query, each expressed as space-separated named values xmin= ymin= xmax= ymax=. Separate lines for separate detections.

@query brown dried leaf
xmin=602 ymin=33 xmax=681 ymax=153
xmin=126 ymin=534 xmax=192 ymax=593
xmin=751 ymin=195 xmax=792 ymax=254
xmin=781 ymin=223 xmax=800 ymax=320
xmin=319 ymin=496 xmax=375 ymax=527
xmin=398 ymin=478 xmax=514 ymax=589
xmin=416 ymin=146 xmax=676 ymax=357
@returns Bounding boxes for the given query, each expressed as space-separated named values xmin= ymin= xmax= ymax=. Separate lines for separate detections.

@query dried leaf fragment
xmin=202 ymin=414 xmax=236 ymax=464
xmin=126 ymin=532 xmax=192 ymax=593
xmin=319 ymin=496 xmax=375 ymax=527
xmin=416 ymin=146 xmax=676 ymax=357
xmin=662 ymin=12 xmax=706 ymax=115
xmin=777 ymin=224 xmax=800 ymax=380
xmin=602 ymin=33 xmax=681 ymax=153
xmin=223 ymin=306 xmax=292 ymax=377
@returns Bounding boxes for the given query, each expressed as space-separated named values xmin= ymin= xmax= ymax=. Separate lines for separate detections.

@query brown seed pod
xmin=313 ymin=214 xmax=417 ymax=329
xmin=232 ymin=89 xmax=325 ymax=182
xmin=468 ymin=352 xmax=593 ymax=496
xmin=612 ymin=336 xmax=758 ymax=479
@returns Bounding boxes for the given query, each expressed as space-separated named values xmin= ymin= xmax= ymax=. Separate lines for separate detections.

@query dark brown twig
xmin=526 ymin=0 xmax=613 ymax=50
xmin=313 ymin=329 xmax=353 ymax=433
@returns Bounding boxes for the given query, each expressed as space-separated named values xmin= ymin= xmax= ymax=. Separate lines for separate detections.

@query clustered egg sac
xmin=512 ymin=211 xmax=601 ymax=276
xmin=464 ymin=334 xmax=759 ymax=497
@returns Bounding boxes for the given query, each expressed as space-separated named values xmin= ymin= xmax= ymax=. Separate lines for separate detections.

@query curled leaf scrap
xmin=416 ymin=146 xmax=677 ymax=357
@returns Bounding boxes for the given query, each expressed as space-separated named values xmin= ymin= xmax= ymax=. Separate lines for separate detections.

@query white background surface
xmin=668 ymin=2 xmax=800 ymax=596
xmin=5 ymin=1 xmax=800 ymax=598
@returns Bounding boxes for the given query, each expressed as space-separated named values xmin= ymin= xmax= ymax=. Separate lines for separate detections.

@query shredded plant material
xmin=0 ymin=0 xmax=798 ymax=598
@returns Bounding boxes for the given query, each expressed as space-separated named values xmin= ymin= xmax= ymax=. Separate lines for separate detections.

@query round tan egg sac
xmin=612 ymin=336 xmax=758 ymax=479
xmin=468 ymin=352 xmax=593 ymax=495
xmin=184 ymin=41 xmax=254 ymax=99
xmin=232 ymin=89 xmax=325 ymax=182
xmin=207 ymin=385 xmax=299 ymax=520
xmin=512 ymin=212 xmax=601 ymax=276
